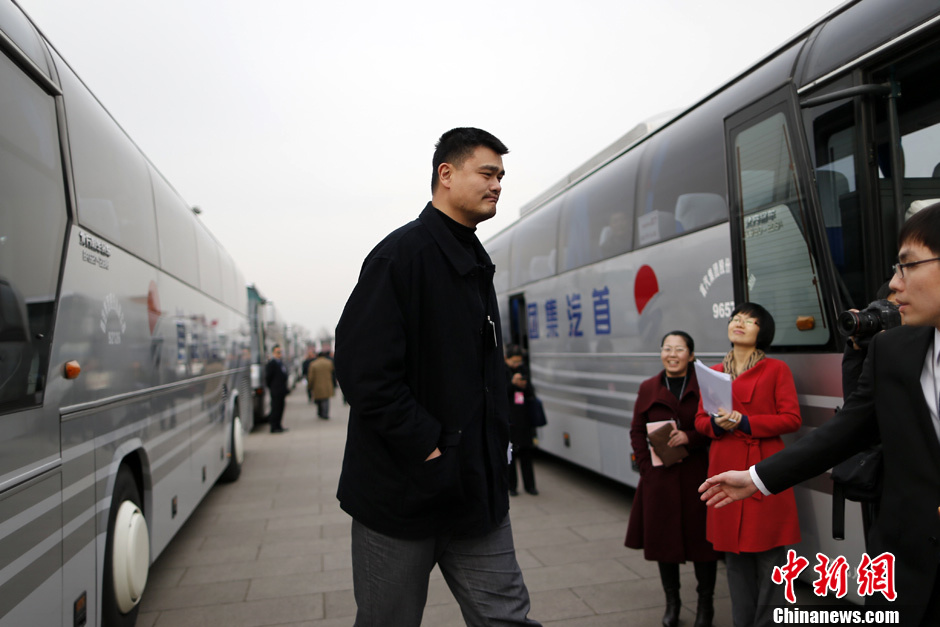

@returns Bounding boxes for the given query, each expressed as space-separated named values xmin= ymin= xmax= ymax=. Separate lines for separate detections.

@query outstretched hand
xmin=698 ymin=470 xmax=758 ymax=508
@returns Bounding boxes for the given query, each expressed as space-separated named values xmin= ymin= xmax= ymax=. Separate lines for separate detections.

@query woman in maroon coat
xmin=694 ymin=303 xmax=801 ymax=627
xmin=626 ymin=331 xmax=719 ymax=627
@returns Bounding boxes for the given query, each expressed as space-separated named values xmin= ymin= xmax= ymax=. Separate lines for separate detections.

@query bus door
xmin=507 ymin=294 xmax=529 ymax=355
xmin=724 ymin=85 xmax=835 ymax=350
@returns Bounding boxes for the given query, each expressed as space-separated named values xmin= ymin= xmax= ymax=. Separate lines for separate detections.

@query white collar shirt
xmin=920 ymin=328 xmax=940 ymax=443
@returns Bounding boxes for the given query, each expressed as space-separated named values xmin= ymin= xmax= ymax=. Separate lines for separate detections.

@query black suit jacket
xmin=265 ymin=358 xmax=289 ymax=398
xmin=758 ymin=325 xmax=940 ymax=623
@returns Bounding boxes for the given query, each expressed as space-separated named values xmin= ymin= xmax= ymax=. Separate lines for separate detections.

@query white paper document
xmin=694 ymin=360 xmax=733 ymax=416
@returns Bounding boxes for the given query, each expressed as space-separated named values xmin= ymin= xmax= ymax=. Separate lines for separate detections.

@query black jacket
xmin=265 ymin=358 xmax=288 ymax=398
xmin=758 ymin=326 xmax=939 ymax=623
xmin=335 ymin=203 xmax=511 ymax=539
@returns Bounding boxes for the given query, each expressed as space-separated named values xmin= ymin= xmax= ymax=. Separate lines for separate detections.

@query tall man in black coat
xmin=264 ymin=345 xmax=289 ymax=433
xmin=699 ymin=203 xmax=940 ymax=626
xmin=335 ymin=128 xmax=539 ymax=626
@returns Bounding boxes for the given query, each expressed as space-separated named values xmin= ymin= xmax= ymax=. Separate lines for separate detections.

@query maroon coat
xmin=625 ymin=370 xmax=720 ymax=563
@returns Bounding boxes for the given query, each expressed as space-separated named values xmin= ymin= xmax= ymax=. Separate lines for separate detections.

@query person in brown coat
xmin=625 ymin=331 xmax=719 ymax=627
xmin=307 ymin=351 xmax=335 ymax=419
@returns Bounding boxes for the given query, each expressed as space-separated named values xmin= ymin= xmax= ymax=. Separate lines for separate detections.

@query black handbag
xmin=527 ymin=397 xmax=547 ymax=428
xmin=830 ymin=445 xmax=882 ymax=540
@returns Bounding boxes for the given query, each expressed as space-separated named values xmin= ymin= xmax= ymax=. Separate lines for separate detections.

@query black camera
xmin=837 ymin=299 xmax=901 ymax=337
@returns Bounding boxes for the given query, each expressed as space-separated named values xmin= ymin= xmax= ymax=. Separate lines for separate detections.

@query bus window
xmin=0 ymin=51 xmax=67 ymax=413
xmin=152 ymin=166 xmax=200 ymax=287
xmin=635 ymin=103 xmax=727 ymax=248
xmin=232 ymin=265 xmax=248 ymax=315
xmin=59 ymin=62 xmax=159 ymax=264
xmin=871 ymin=46 xmax=940 ymax=252
xmin=0 ymin=0 xmax=51 ymax=78
xmin=510 ymin=199 xmax=559 ymax=288
xmin=195 ymin=220 xmax=223 ymax=301
xmin=558 ymin=148 xmax=639 ymax=272
xmin=806 ymin=100 xmax=868 ymax=309
xmin=486 ymin=231 xmax=512 ymax=295
xmin=731 ymin=108 xmax=830 ymax=347
xmin=220 ymin=248 xmax=240 ymax=308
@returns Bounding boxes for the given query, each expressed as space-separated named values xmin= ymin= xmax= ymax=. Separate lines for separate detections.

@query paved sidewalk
xmin=136 ymin=389 xmax=835 ymax=625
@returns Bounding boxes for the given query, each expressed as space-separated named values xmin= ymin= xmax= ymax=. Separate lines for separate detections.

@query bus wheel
xmin=102 ymin=466 xmax=149 ymax=627
xmin=220 ymin=408 xmax=244 ymax=482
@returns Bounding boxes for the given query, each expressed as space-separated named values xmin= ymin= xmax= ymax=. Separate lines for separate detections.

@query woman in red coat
xmin=626 ymin=331 xmax=720 ymax=627
xmin=695 ymin=302 xmax=801 ymax=627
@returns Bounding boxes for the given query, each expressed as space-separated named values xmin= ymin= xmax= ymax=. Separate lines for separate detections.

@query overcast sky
xmin=19 ymin=0 xmax=846 ymax=340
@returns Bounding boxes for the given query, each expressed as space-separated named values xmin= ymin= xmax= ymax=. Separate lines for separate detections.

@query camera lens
xmin=838 ymin=299 xmax=901 ymax=338
xmin=837 ymin=311 xmax=861 ymax=336
xmin=837 ymin=310 xmax=883 ymax=337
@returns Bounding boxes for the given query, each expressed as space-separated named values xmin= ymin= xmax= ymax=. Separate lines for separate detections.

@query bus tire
xmin=220 ymin=407 xmax=244 ymax=483
xmin=102 ymin=466 xmax=149 ymax=627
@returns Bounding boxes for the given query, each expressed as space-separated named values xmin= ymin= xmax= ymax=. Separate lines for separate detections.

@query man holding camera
xmin=700 ymin=203 xmax=940 ymax=625
xmin=836 ymin=282 xmax=899 ymax=545
xmin=840 ymin=282 xmax=901 ymax=398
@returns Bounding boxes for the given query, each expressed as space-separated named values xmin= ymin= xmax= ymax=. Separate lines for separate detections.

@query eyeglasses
xmin=728 ymin=316 xmax=758 ymax=327
xmin=892 ymin=256 xmax=940 ymax=278
xmin=660 ymin=346 xmax=689 ymax=355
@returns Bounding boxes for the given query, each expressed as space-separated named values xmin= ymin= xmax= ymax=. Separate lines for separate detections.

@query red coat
xmin=625 ymin=370 xmax=720 ymax=563
xmin=694 ymin=358 xmax=802 ymax=553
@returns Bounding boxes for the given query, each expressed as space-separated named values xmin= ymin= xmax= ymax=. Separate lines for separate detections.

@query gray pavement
xmin=136 ymin=390 xmax=819 ymax=626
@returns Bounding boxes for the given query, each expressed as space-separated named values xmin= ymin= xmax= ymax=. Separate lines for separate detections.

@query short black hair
xmin=875 ymin=280 xmax=895 ymax=301
xmin=661 ymin=330 xmax=694 ymax=354
xmin=431 ymin=127 xmax=508 ymax=193
xmin=731 ymin=302 xmax=776 ymax=350
xmin=505 ymin=344 xmax=524 ymax=359
xmin=899 ymin=201 xmax=940 ymax=256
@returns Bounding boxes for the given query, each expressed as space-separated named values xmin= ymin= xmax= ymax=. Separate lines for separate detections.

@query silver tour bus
xmin=0 ymin=2 xmax=254 ymax=625
xmin=486 ymin=0 xmax=940 ymax=603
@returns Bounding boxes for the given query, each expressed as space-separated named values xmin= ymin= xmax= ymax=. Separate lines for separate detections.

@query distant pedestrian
xmin=301 ymin=346 xmax=317 ymax=403
xmin=308 ymin=351 xmax=335 ymax=419
xmin=505 ymin=344 xmax=538 ymax=496
xmin=265 ymin=345 xmax=289 ymax=433
xmin=335 ymin=127 xmax=539 ymax=626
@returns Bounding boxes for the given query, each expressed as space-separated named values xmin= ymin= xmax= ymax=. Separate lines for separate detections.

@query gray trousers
xmin=725 ymin=546 xmax=788 ymax=627
xmin=350 ymin=515 xmax=540 ymax=627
